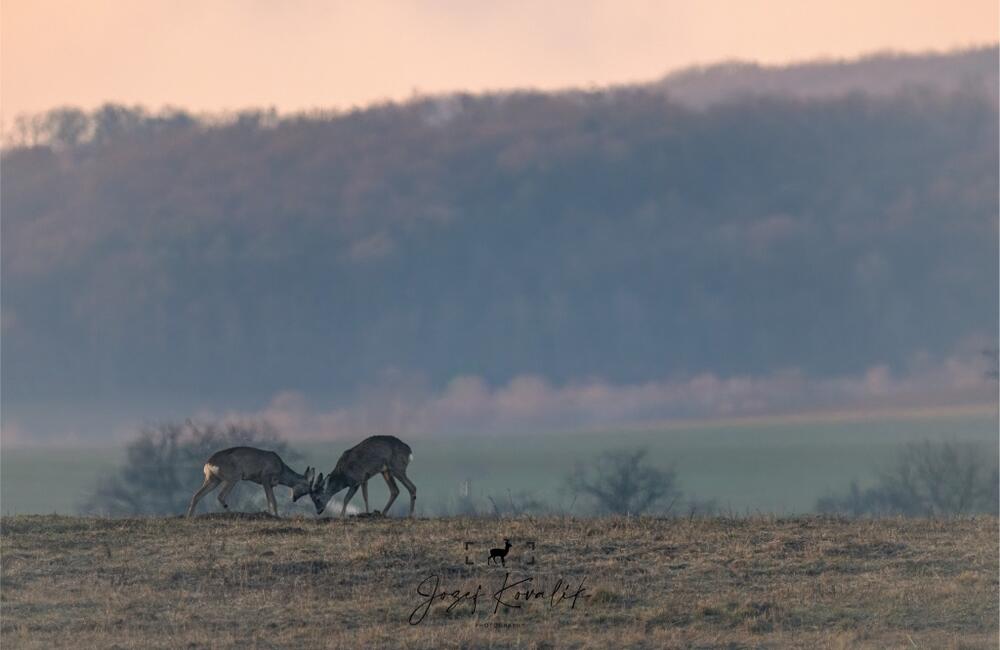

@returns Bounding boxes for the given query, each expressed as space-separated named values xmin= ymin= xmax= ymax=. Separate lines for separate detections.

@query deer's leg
xmin=263 ymin=483 xmax=279 ymax=517
xmin=393 ymin=470 xmax=417 ymax=517
xmin=217 ymin=480 xmax=237 ymax=510
xmin=186 ymin=475 xmax=220 ymax=517
xmin=361 ymin=479 xmax=370 ymax=514
xmin=381 ymin=471 xmax=400 ymax=515
xmin=340 ymin=485 xmax=359 ymax=518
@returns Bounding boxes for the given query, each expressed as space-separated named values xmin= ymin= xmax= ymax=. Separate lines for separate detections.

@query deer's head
xmin=292 ymin=466 xmax=315 ymax=502
xmin=309 ymin=471 xmax=350 ymax=515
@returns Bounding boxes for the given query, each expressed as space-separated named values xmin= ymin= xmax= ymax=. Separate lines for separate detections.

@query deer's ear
xmin=314 ymin=472 xmax=324 ymax=489
xmin=305 ymin=467 xmax=314 ymax=481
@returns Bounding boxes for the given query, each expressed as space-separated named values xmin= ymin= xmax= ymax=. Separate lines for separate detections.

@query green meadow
xmin=2 ymin=410 xmax=995 ymax=516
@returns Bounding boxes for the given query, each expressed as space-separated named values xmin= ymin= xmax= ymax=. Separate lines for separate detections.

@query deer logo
xmin=488 ymin=538 xmax=512 ymax=567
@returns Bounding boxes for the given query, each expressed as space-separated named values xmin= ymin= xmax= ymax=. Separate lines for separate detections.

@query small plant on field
xmin=488 ymin=490 xmax=550 ymax=517
xmin=565 ymin=447 xmax=682 ymax=515
xmin=817 ymin=439 xmax=999 ymax=516
xmin=80 ymin=419 xmax=306 ymax=516
xmin=435 ymin=489 xmax=550 ymax=517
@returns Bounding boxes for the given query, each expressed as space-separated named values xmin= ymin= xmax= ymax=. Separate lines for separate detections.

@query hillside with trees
xmin=2 ymin=48 xmax=996 ymax=435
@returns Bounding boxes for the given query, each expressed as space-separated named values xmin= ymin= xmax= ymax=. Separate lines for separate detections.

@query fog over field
xmin=2 ymin=47 xmax=997 ymax=457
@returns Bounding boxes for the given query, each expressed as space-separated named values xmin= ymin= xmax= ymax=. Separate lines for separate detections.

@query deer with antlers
xmin=186 ymin=447 xmax=315 ymax=517
xmin=309 ymin=435 xmax=417 ymax=517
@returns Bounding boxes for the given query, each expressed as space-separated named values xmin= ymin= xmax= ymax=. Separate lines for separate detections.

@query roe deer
xmin=186 ymin=447 xmax=315 ymax=517
xmin=489 ymin=539 xmax=512 ymax=566
xmin=309 ymin=435 xmax=416 ymax=517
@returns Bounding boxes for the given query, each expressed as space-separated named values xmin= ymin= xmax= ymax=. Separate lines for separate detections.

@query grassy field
xmin=3 ymin=409 xmax=996 ymax=515
xmin=1 ymin=514 xmax=997 ymax=648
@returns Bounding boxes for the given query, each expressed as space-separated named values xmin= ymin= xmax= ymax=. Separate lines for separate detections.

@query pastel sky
xmin=2 ymin=0 xmax=997 ymax=122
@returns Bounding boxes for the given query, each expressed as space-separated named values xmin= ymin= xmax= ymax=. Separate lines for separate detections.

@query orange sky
xmin=2 ymin=0 xmax=997 ymax=121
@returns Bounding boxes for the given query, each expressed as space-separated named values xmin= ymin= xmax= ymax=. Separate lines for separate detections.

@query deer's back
xmin=335 ymin=435 xmax=411 ymax=480
xmin=207 ymin=447 xmax=282 ymax=482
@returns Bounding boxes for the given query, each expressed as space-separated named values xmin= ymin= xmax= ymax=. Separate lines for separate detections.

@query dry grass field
xmin=1 ymin=514 xmax=997 ymax=649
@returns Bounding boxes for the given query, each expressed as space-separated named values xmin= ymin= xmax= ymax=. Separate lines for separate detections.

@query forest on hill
xmin=2 ymin=48 xmax=996 ymax=437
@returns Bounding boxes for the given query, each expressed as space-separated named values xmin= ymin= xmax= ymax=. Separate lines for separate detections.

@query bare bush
xmin=81 ymin=420 xmax=304 ymax=516
xmin=817 ymin=440 xmax=999 ymax=516
xmin=566 ymin=448 xmax=682 ymax=515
